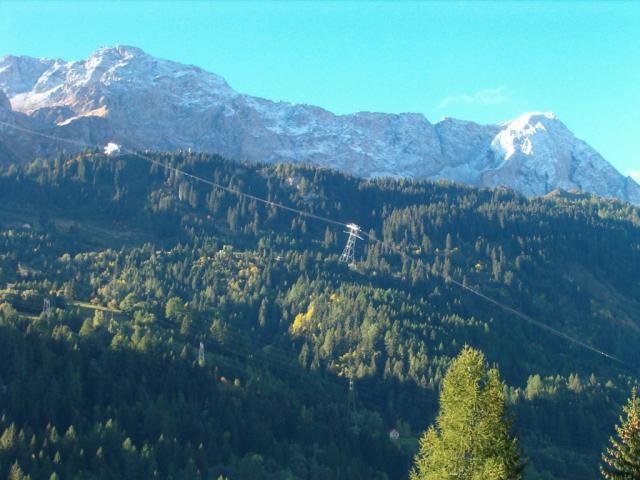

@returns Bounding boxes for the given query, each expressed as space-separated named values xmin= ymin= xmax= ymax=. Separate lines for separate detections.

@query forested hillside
xmin=0 ymin=151 xmax=639 ymax=479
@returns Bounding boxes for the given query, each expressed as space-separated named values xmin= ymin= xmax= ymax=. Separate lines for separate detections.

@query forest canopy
xmin=0 ymin=150 xmax=639 ymax=479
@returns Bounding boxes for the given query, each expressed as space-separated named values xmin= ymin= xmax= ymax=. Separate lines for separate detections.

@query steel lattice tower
xmin=339 ymin=223 xmax=363 ymax=265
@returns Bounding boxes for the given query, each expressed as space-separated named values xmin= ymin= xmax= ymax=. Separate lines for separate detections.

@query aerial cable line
xmin=0 ymin=119 xmax=636 ymax=373
xmin=360 ymin=230 xmax=636 ymax=372
xmin=124 ymin=147 xmax=350 ymax=229
xmin=130 ymin=312 xmax=380 ymax=403
xmin=447 ymin=278 xmax=631 ymax=368
xmin=0 ymin=120 xmax=350 ymax=229
xmin=0 ymin=120 xmax=97 ymax=149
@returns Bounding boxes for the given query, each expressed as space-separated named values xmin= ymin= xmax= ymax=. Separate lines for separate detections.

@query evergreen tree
xmin=410 ymin=346 xmax=524 ymax=480
xmin=601 ymin=388 xmax=640 ymax=479
xmin=8 ymin=461 xmax=30 ymax=480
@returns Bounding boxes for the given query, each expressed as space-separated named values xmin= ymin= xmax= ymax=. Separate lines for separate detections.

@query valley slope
xmin=0 ymin=151 xmax=639 ymax=479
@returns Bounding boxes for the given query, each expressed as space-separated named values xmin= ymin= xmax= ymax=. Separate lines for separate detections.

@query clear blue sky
xmin=1 ymin=1 xmax=638 ymax=178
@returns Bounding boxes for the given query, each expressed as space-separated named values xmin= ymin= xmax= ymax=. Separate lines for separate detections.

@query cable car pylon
xmin=339 ymin=223 xmax=363 ymax=266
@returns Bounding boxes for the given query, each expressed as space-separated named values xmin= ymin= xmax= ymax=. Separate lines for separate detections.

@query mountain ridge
xmin=0 ymin=45 xmax=638 ymax=204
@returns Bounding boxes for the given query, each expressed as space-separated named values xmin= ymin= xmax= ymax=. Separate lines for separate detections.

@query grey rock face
xmin=0 ymin=90 xmax=11 ymax=120
xmin=0 ymin=55 xmax=55 ymax=97
xmin=0 ymin=45 xmax=638 ymax=204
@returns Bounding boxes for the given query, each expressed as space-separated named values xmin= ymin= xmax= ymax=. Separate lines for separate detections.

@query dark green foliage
xmin=0 ymin=151 xmax=639 ymax=478
xmin=601 ymin=389 xmax=640 ymax=479
xmin=410 ymin=346 xmax=524 ymax=480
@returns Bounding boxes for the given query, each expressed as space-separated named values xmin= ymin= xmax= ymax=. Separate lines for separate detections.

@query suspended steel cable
xmin=0 ymin=120 xmax=350 ymax=229
xmin=101 ymin=308 xmax=381 ymax=404
xmin=359 ymin=230 xmax=636 ymax=370
xmin=448 ymin=278 xmax=631 ymax=367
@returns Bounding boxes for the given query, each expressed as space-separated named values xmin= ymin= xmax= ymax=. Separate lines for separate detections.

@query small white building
xmin=104 ymin=142 xmax=121 ymax=156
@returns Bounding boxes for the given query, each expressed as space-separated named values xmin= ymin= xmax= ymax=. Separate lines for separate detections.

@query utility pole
xmin=42 ymin=298 xmax=51 ymax=316
xmin=347 ymin=377 xmax=356 ymax=412
xmin=339 ymin=223 xmax=363 ymax=265
xmin=198 ymin=342 xmax=205 ymax=367
xmin=344 ymin=361 xmax=358 ymax=415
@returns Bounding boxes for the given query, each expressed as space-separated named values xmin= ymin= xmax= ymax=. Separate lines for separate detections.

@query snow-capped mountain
xmin=0 ymin=45 xmax=638 ymax=204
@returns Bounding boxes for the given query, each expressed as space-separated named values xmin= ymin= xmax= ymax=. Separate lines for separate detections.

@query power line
xmin=105 ymin=309 xmax=381 ymax=405
xmin=0 ymin=119 xmax=636 ymax=374
xmin=361 ymin=230 xmax=636 ymax=372
xmin=0 ymin=119 xmax=349 ymax=229
xmin=0 ymin=120 xmax=94 ymax=149
xmin=448 ymin=278 xmax=632 ymax=368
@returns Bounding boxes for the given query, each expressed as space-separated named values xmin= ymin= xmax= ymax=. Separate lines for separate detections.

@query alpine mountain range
xmin=0 ymin=45 xmax=638 ymax=204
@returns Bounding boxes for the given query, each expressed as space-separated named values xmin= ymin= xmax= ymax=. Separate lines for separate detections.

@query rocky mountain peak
xmin=91 ymin=45 xmax=147 ymax=61
xmin=491 ymin=112 xmax=570 ymax=161
xmin=0 ymin=54 xmax=55 ymax=97
xmin=0 ymin=47 xmax=637 ymax=205
xmin=502 ymin=111 xmax=558 ymax=126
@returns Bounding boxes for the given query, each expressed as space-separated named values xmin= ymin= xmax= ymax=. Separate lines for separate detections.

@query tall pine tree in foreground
xmin=410 ymin=346 xmax=524 ymax=480
xmin=601 ymin=388 xmax=640 ymax=479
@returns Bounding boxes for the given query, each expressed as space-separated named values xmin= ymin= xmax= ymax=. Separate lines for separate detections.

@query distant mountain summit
xmin=1 ymin=45 xmax=638 ymax=204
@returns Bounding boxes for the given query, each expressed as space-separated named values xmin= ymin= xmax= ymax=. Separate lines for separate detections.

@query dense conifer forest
xmin=0 ymin=150 xmax=639 ymax=479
